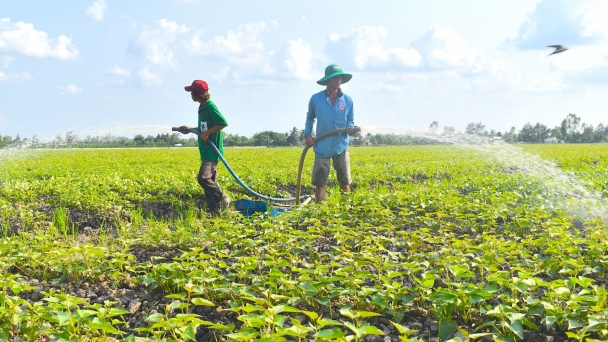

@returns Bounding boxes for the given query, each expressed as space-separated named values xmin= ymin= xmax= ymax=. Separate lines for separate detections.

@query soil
xmin=0 ymin=199 xmax=585 ymax=341
xmin=7 ymin=225 xmax=573 ymax=342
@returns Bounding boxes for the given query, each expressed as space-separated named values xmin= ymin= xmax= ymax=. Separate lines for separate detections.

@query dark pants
xmin=197 ymin=160 xmax=224 ymax=212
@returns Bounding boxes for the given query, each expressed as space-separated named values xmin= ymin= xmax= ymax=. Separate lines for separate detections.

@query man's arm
xmin=178 ymin=125 xmax=196 ymax=134
xmin=305 ymin=98 xmax=316 ymax=147
xmin=346 ymin=97 xmax=355 ymax=135
xmin=346 ymin=100 xmax=354 ymax=128
xmin=200 ymin=125 xmax=226 ymax=142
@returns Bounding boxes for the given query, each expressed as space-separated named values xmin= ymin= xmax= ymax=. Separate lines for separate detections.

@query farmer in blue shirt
xmin=305 ymin=64 xmax=356 ymax=203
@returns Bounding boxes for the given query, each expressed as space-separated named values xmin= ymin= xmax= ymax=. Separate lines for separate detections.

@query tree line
xmin=431 ymin=113 xmax=607 ymax=143
xmin=1 ymin=113 xmax=606 ymax=149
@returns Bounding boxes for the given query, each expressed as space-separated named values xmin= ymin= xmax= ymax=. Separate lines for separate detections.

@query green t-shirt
xmin=197 ymin=100 xmax=228 ymax=161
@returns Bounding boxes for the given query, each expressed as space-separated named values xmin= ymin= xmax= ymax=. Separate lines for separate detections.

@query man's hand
xmin=200 ymin=131 xmax=210 ymax=142
xmin=305 ymin=136 xmax=314 ymax=148
xmin=179 ymin=125 xmax=189 ymax=134
xmin=347 ymin=126 xmax=359 ymax=136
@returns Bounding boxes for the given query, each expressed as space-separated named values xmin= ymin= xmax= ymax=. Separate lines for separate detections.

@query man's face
xmin=327 ymin=75 xmax=342 ymax=89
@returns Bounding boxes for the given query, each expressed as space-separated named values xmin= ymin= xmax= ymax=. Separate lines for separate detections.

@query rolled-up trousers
xmin=197 ymin=159 xmax=224 ymax=212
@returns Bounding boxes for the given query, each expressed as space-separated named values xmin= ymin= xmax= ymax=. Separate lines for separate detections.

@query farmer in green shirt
xmin=179 ymin=80 xmax=230 ymax=214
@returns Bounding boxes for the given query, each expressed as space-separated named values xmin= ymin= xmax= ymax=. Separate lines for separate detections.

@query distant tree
xmin=286 ymin=127 xmax=301 ymax=146
xmin=502 ymin=127 xmax=517 ymax=143
xmin=443 ymin=126 xmax=455 ymax=134
xmin=53 ymin=134 xmax=65 ymax=145
xmin=532 ymin=123 xmax=549 ymax=143
xmin=429 ymin=121 xmax=439 ymax=132
xmin=252 ymin=131 xmax=288 ymax=146
xmin=65 ymin=131 xmax=79 ymax=147
xmin=518 ymin=123 xmax=536 ymax=143
xmin=134 ymin=134 xmax=145 ymax=145
xmin=581 ymin=123 xmax=595 ymax=143
xmin=466 ymin=122 xmax=485 ymax=135
xmin=561 ymin=113 xmax=582 ymax=142
xmin=596 ymin=123 xmax=608 ymax=142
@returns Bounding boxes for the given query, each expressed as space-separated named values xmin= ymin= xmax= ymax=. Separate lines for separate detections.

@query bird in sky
xmin=547 ymin=45 xmax=569 ymax=56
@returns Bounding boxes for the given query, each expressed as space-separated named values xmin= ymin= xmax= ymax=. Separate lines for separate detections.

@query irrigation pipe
xmin=174 ymin=126 xmax=359 ymax=203
xmin=173 ymin=127 xmax=308 ymax=202
xmin=295 ymin=126 xmax=360 ymax=204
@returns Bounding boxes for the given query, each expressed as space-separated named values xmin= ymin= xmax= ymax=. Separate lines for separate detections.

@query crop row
xmin=0 ymin=144 xmax=607 ymax=341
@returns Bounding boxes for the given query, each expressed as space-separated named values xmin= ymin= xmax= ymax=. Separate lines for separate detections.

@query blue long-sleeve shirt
xmin=305 ymin=90 xmax=354 ymax=158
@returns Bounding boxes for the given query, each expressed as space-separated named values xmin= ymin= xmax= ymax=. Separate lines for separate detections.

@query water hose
xmin=173 ymin=127 xmax=309 ymax=203
xmin=295 ymin=126 xmax=360 ymax=204
xmin=173 ymin=126 xmax=360 ymax=204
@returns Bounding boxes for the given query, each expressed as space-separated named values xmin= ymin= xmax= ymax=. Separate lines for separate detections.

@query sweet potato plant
xmin=0 ymin=144 xmax=607 ymax=341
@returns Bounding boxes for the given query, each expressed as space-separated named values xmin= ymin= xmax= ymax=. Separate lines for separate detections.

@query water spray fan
xmin=172 ymin=126 xmax=360 ymax=216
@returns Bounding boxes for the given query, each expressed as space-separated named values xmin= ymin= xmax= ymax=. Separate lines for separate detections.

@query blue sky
xmin=1 ymin=0 xmax=608 ymax=140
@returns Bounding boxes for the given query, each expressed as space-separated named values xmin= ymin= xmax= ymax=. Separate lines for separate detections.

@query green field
xmin=0 ymin=144 xmax=607 ymax=341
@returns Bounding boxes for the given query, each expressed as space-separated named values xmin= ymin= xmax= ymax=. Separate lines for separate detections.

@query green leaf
xmin=339 ymin=308 xmax=356 ymax=319
xmin=522 ymin=319 xmax=540 ymax=332
xmin=439 ymin=318 xmax=458 ymax=340
xmin=191 ymin=298 xmax=215 ymax=306
xmin=371 ymin=295 xmax=392 ymax=310
xmin=469 ymin=333 xmax=493 ymax=340
xmin=357 ymin=311 xmax=383 ymax=318
xmin=76 ymin=309 xmax=97 ymax=318
xmin=181 ymin=325 xmax=197 ymax=341
xmin=90 ymin=322 xmax=122 ymax=335
xmin=568 ymin=318 xmax=585 ymax=330
xmin=364 ymin=325 xmax=385 ymax=336
xmin=391 ymin=321 xmax=416 ymax=335
xmin=504 ymin=320 xmax=523 ymax=339
xmin=301 ymin=310 xmax=318 ymax=321
xmin=344 ymin=321 xmax=363 ymax=337
xmin=314 ymin=328 xmax=347 ymax=339
xmin=317 ymin=317 xmax=342 ymax=327
xmin=544 ymin=315 xmax=557 ymax=330
xmin=207 ymin=323 xmax=235 ymax=331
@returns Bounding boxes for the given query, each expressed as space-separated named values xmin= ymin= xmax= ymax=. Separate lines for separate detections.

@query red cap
xmin=184 ymin=80 xmax=208 ymax=93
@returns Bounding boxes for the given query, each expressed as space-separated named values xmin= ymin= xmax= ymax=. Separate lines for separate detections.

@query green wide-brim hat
xmin=317 ymin=64 xmax=352 ymax=85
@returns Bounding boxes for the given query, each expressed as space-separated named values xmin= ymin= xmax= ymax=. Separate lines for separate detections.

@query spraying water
xmin=361 ymin=126 xmax=608 ymax=222
xmin=77 ymin=125 xmax=173 ymax=137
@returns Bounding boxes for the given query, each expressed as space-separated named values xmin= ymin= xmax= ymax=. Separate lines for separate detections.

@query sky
xmin=1 ymin=0 xmax=608 ymax=140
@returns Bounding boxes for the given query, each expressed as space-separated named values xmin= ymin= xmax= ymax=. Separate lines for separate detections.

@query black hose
xmin=173 ymin=127 xmax=310 ymax=202
xmin=295 ymin=126 xmax=360 ymax=204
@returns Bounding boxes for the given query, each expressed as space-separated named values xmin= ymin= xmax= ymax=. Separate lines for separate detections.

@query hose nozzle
xmin=348 ymin=126 xmax=361 ymax=134
xmin=171 ymin=127 xmax=181 ymax=132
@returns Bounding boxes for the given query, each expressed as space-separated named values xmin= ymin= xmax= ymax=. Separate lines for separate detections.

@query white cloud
xmin=184 ymin=22 xmax=269 ymax=64
xmin=107 ymin=65 xmax=131 ymax=77
xmin=484 ymin=59 xmax=565 ymax=92
xmin=265 ymin=39 xmax=314 ymax=79
xmin=411 ymin=26 xmax=485 ymax=72
xmin=581 ymin=1 xmax=608 ymax=38
xmin=567 ymin=57 xmax=608 ymax=84
xmin=324 ymin=26 xmax=421 ymax=71
xmin=59 ymin=84 xmax=82 ymax=95
xmin=136 ymin=19 xmax=189 ymax=67
xmin=301 ymin=15 xmax=307 ymax=22
xmin=509 ymin=0 xmax=608 ymax=50
xmin=363 ymin=83 xmax=402 ymax=92
xmin=0 ymin=18 xmax=79 ymax=59
xmin=86 ymin=0 xmax=107 ymax=21
xmin=0 ymin=70 xmax=32 ymax=84
xmin=210 ymin=65 xmax=232 ymax=83
xmin=1 ymin=55 xmax=14 ymax=67
xmin=137 ymin=66 xmax=162 ymax=86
